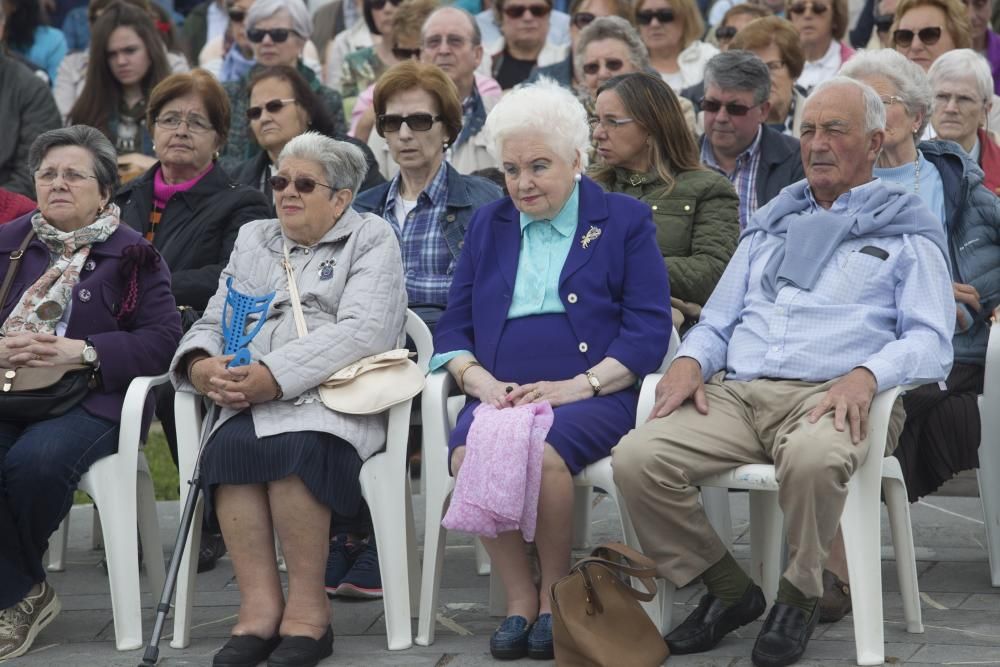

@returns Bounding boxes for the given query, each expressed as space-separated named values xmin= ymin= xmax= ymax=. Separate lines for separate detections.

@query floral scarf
xmin=1 ymin=205 xmax=121 ymax=335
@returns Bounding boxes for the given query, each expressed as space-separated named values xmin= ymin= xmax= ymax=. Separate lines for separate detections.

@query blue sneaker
xmin=334 ymin=536 xmax=383 ymax=599
xmin=324 ymin=534 xmax=361 ymax=598
xmin=527 ymin=613 xmax=554 ymax=660
xmin=490 ymin=615 xmax=530 ymax=660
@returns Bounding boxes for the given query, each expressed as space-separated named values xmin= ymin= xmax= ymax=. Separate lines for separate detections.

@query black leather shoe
xmin=665 ymin=584 xmax=766 ymax=655
xmin=213 ymin=634 xmax=281 ymax=666
xmin=752 ymin=601 xmax=821 ymax=667
xmin=267 ymin=626 xmax=334 ymax=667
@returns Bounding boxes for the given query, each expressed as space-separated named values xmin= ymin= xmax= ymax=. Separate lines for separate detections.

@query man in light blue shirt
xmin=613 ymin=77 xmax=954 ymax=667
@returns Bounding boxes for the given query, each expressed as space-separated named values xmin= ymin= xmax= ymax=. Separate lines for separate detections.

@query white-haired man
xmin=613 ymin=77 xmax=955 ymax=667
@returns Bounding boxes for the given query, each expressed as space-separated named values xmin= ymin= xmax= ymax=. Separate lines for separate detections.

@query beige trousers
xmin=612 ymin=374 xmax=904 ymax=598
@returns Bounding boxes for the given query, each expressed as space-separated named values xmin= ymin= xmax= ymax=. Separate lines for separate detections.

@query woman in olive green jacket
xmin=590 ymin=72 xmax=738 ymax=320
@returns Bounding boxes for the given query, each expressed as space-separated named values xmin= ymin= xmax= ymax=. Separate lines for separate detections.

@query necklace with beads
xmin=913 ymin=153 xmax=920 ymax=193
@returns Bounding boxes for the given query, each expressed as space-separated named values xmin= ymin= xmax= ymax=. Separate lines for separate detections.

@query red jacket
xmin=978 ymin=128 xmax=1000 ymax=195
xmin=0 ymin=188 xmax=36 ymax=224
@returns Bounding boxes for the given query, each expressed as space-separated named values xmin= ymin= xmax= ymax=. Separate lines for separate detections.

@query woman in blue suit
xmin=432 ymin=79 xmax=672 ymax=661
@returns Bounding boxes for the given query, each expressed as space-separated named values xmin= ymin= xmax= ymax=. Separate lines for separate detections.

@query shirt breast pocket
xmin=824 ymin=249 xmax=891 ymax=304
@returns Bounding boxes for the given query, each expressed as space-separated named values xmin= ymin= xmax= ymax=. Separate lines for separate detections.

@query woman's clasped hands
xmin=0 ymin=333 xmax=86 ymax=368
xmin=188 ymin=355 xmax=282 ymax=409
xmin=462 ymin=364 xmax=592 ymax=409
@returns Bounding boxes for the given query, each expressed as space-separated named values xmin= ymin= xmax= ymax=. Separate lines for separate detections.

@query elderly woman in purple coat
xmin=432 ymin=79 xmax=672 ymax=661
xmin=0 ymin=126 xmax=181 ymax=661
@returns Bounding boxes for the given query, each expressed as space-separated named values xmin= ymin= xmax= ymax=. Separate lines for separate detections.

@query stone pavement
xmin=14 ymin=489 xmax=1000 ymax=667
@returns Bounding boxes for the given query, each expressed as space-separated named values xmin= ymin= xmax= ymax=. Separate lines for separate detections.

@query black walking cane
xmin=139 ymin=401 xmax=218 ymax=667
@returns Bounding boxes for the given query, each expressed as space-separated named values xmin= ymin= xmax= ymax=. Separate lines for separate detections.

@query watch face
xmin=83 ymin=346 xmax=98 ymax=363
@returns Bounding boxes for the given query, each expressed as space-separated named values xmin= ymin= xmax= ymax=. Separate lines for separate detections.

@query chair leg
xmin=977 ymin=460 xmax=1000 ymax=587
xmin=91 ymin=504 xmax=104 ymax=550
xmin=475 ymin=538 xmax=491 ymax=575
xmin=749 ymin=490 xmax=782 ymax=605
xmin=46 ymin=517 xmax=69 ymax=572
xmin=841 ymin=483 xmax=886 ymax=666
xmin=405 ymin=476 xmax=421 ymax=619
xmin=415 ymin=486 xmax=451 ymax=646
xmin=571 ymin=485 xmax=593 ymax=550
xmin=137 ymin=465 xmax=166 ymax=604
xmin=882 ymin=474 xmax=923 ymax=633
xmin=702 ymin=487 xmax=734 ymax=549
xmin=169 ymin=494 xmax=204 ymax=650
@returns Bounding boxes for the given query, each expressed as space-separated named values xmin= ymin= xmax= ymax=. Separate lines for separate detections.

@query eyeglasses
xmin=880 ymin=95 xmax=904 ymax=105
xmin=369 ymin=0 xmax=403 ymax=9
xmin=963 ymin=0 xmax=988 ymax=9
xmin=423 ymin=34 xmax=470 ymax=49
xmin=503 ymin=4 xmax=552 ymax=18
xmin=715 ymin=25 xmax=738 ymax=41
xmin=227 ymin=8 xmax=246 ymax=22
xmin=246 ymin=98 xmax=297 ymax=120
xmin=588 ymin=116 xmax=636 ymax=130
xmin=892 ymin=26 xmax=942 ymax=47
xmin=155 ymin=113 xmax=215 ymax=132
xmin=34 ymin=169 xmax=97 ymax=186
xmin=636 ymin=8 xmax=675 ymax=24
xmin=699 ymin=98 xmax=760 ymax=116
xmin=377 ymin=113 xmax=443 ymax=133
xmin=572 ymin=11 xmax=597 ymax=28
xmin=934 ymin=92 xmax=985 ymax=110
xmin=246 ymin=28 xmax=302 ymax=43
xmin=269 ymin=175 xmax=334 ymax=194
xmin=391 ymin=46 xmax=421 ymax=60
xmin=582 ymin=57 xmax=625 ymax=75
xmin=787 ymin=1 xmax=828 ymax=15
xmin=873 ymin=13 xmax=894 ymax=33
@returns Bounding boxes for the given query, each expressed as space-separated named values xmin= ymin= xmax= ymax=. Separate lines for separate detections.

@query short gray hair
xmin=277 ymin=132 xmax=369 ymax=194
xmin=422 ymin=6 xmax=482 ymax=46
xmin=29 ymin=126 xmax=119 ymax=198
xmin=839 ymin=48 xmax=933 ymax=140
xmin=247 ymin=0 xmax=313 ymax=39
xmin=807 ymin=76 xmax=886 ymax=136
xmin=574 ymin=17 xmax=649 ymax=82
xmin=484 ymin=77 xmax=591 ymax=168
xmin=928 ymin=48 xmax=994 ymax=104
xmin=703 ymin=50 xmax=771 ymax=106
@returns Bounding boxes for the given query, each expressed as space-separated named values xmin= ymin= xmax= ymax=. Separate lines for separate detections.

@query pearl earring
xmin=574 ymin=172 xmax=582 ymax=183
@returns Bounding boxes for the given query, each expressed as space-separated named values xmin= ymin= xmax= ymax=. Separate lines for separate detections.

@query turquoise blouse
xmin=429 ymin=183 xmax=580 ymax=371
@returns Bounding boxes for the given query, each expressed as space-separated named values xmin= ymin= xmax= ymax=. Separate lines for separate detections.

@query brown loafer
xmin=818 ymin=569 xmax=851 ymax=623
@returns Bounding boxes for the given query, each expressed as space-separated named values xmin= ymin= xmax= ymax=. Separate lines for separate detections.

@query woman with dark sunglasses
xmin=634 ymin=0 xmax=717 ymax=91
xmin=575 ymin=16 xmax=650 ymax=102
xmin=787 ymin=0 xmax=855 ymax=92
xmin=218 ymin=0 xmax=348 ymax=170
xmin=892 ymin=0 xmax=970 ymax=69
xmin=338 ymin=0 xmax=409 ymax=99
xmin=484 ymin=0 xmax=569 ymax=89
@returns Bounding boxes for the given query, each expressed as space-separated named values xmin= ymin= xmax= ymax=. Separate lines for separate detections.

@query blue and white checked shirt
xmin=381 ymin=163 xmax=452 ymax=308
xmin=678 ymin=179 xmax=955 ymax=392
xmin=702 ymin=128 xmax=762 ymax=230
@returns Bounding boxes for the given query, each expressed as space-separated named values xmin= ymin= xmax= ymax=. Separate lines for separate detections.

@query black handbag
xmin=0 ymin=229 xmax=94 ymax=422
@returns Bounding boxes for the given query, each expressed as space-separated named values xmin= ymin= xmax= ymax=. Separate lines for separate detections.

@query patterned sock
xmin=701 ymin=551 xmax=753 ymax=606
xmin=777 ymin=576 xmax=819 ymax=615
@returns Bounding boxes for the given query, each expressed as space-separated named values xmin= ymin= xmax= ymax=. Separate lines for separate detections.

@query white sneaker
xmin=0 ymin=581 xmax=61 ymax=662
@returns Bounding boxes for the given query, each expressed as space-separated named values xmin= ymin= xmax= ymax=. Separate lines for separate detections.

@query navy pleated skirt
xmin=200 ymin=411 xmax=364 ymax=518
xmin=448 ymin=314 xmax=638 ymax=475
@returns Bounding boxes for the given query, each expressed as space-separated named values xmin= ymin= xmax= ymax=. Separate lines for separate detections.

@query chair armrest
xmin=119 ymin=374 xmax=171 ymax=449
xmin=636 ymin=373 xmax=663 ymax=428
xmin=421 ymin=371 xmax=456 ymax=478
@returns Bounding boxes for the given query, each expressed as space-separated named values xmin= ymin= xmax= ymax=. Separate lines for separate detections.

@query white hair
xmin=807 ymin=76 xmax=886 ymax=136
xmin=484 ymin=77 xmax=591 ymax=169
xmin=247 ymin=0 xmax=313 ymax=39
xmin=928 ymin=48 xmax=993 ymax=104
xmin=277 ymin=132 xmax=369 ymax=194
xmin=839 ymin=49 xmax=932 ymax=139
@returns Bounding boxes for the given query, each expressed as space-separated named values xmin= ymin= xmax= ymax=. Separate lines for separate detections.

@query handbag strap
xmin=281 ymin=244 xmax=309 ymax=339
xmin=587 ymin=542 xmax=659 ymax=578
xmin=0 ymin=230 xmax=36 ymax=313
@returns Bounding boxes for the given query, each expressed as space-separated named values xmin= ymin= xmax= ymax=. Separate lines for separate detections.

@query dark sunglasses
xmin=873 ymin=13 xmax=894 ymax=33
xmin=269 ymin=175 xmax=333 ymax=194
xmin=636 ymin=8 xmax=675 ymax=24
xmin=788 ymin=1 xmax=828 ymax=15
xmin=582 ymin=57 xmax=625 ymax=75
xmin=572 ymin=11 xmax=596 ymax=28
xmin=892 ymin=26 xmax=942 ymax=47
xmin=503 ymin=4 xmax=552 ymax=18
xmin=369 ymin=0 xmax=403 ymax=9
xmin=227 ymin=8 xmax=246 ymax=22
xmin=377 ymin=112 xmax=443 ymax=133
xmin=246 ymin=98 xmax=297 ymax=120
xmin=247 ymin=27 xmax=301 ymax=43
xmin=700 ymin=98 xmax=759 ymax=116
xmin=715 ymin=25 xmax=738 ymax=41
xmin=391 ymin=46 xmax=421 ymax=60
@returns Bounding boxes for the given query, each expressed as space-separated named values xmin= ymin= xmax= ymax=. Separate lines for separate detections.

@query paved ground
xmin=14 ymin=485 xmax=1000 ymax=667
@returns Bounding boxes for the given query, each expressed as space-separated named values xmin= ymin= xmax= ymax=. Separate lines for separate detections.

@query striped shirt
xmin=702 ymin=128 xmax=763 ymax=230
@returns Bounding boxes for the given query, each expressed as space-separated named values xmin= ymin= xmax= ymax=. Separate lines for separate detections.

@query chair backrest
xmin=983 ymin=318 xmax=1000 ymax=405
xmin=405 ymin=309 xmax=434 ymax=373
xmin=655 ymin=328 xmax=682 ymax=373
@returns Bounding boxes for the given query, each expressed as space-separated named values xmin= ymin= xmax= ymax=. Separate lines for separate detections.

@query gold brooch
xmin=580 ymin=226 xmax=602 ymax=249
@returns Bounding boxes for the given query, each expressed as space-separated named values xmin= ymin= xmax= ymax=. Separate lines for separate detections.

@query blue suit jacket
xmin=434 ymin=176 xmax=673 ymax=376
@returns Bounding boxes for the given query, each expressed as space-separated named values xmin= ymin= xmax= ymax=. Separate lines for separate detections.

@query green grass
xmin=73 ymin=423 xmax=180 ymax=504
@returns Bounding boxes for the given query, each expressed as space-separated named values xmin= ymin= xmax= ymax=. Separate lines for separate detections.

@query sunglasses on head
xmin=269 ymin=175 xmax=333 ymax=194
xmin=787 ymin=1 xmax=828 ymax=15
xmin=246 ymin=98 xmax=297 ymax=120
xmin=247 ymin=27 xmax=301 ymax=43
xmin=391 ymin=46 xmax=422 ymax=60
xmin=377 ymin=112 xmax=443 ymax=133
xmin=582 ymin=57 xmax=625 ymax=75
xmin=715 ymin=25 xmax=738 ymax=40
xmin=636 ymin=8 xmax=675 ymax=24
xmin=873 ymin=13 xmax=894 ymax=33
xmin=700 ymin=98 xmax=758 ymax=116
xmin=369 ymin=0 xmax=404 ymax=9
xmin=892 ymin=26 xmax=942 ymax=47
xmin=503 ymin=4 xmax=552 ymax=18
xmin=572 ymin=11 xmax=596 ymax=28
xmin=227 ymin=8 xmax=246 ymax=22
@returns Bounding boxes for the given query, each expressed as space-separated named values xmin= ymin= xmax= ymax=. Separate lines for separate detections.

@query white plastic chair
xmin=170 ymin=310 xmax=429 ymax=652
xmin=415 ymin=329 xmax=681 ymax=645
xmin=44 ymin=374 xmax=169 ymax=651
xmin=978 ymin=322 xmax=1000 ymax=587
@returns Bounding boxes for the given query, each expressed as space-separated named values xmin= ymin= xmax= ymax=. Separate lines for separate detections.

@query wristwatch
xmin=81 ymin=341 xmax=99 ymax=367
xmin=584 ymin=370 xmax=602 ymax=396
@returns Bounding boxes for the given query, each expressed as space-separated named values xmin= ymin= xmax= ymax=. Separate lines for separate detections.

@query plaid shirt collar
xmin=383 ymin=159 xmax=449 ymax=221
xmin=701 ymin=126 xmax=763 ymax=176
